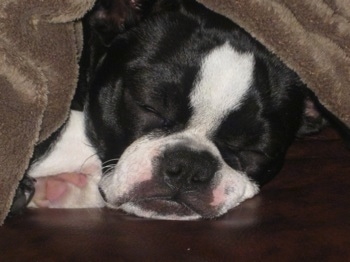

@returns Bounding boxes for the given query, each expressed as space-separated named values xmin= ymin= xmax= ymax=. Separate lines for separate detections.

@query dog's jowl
xmin=12 ymin=0 xmax=327 ymax=219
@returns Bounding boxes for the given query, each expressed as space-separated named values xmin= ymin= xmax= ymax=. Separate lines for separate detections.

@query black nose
xmin=158 ymin=147 xmax=220 ymax=189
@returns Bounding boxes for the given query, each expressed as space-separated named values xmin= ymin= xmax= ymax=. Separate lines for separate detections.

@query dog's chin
xmin=102 ymin=185 xmax=234 ymax=220
xmin=100 ymin=180 xmax=228 ymax=220
xmin=107 ymin=197 xmax=233 ymax=220
xmin=116 ymin=200 xmax=203 ymax=220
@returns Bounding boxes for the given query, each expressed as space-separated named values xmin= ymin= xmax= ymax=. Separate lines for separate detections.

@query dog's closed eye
xmin=137 ymin=103 xmax=175 ymax=129
xmin=138 ymin=103 xmax=159 ymax=114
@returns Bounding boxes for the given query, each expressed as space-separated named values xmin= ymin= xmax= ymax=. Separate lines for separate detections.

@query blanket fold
xmin=0 ymin=0 xmax=95 ymax=224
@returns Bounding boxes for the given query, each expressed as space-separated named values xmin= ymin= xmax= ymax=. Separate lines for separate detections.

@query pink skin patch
xmin=32 ymin=173 xmax=87 ymax=207
xmin=210 ymin=184 xmax=226 ymax=207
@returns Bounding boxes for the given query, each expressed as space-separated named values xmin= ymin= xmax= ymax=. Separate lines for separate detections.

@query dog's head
xmin=86 ymin=0 xmax=309 ymax=219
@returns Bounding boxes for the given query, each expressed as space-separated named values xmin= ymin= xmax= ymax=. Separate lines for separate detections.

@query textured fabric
xmin=0 ymin=0 xmax=95 ymax=225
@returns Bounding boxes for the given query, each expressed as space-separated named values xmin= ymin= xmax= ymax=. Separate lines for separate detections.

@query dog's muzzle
xmin=98 ymin=133 xmax=259 ymax=220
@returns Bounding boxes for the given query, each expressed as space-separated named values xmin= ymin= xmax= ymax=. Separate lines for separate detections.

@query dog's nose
xmin=159 ymin=147 xmax=220 ymax=189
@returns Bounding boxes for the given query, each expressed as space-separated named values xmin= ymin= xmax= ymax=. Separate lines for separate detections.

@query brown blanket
xmin=0 ymin=0 xmax=349 ymax=225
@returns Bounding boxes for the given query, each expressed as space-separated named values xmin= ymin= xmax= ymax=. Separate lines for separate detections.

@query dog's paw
xmin=29 ymin=172 xmax=104 ymax=208
xmin=32 ymin=173 xmax=87 ymax=207
xmin=9 ymin=174 xmax=36 ymax=216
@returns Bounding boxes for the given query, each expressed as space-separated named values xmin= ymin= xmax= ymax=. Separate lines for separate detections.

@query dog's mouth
xmin=123 ymin=196 xmax=201 ymax=219
xmin=99 ymin=180 xmax=221 ymax=220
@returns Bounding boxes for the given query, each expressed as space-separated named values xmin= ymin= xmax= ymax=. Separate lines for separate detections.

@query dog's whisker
xmin=105 ymin=165 xmax=116 ymax=173
xmin=102 ymin=165 xmax=117 ymax=172
xmin=102 ymin=158 xmax=119 ymax=166
xmin=79 ymin=153 xmax=100 ymax=173
xmin=103 ymin=165 xmax=115 ymax=175
xmin=102 ymin=164 xmax=115 ymax=170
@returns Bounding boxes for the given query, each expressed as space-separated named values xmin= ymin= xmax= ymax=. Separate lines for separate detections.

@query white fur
xmin=101 ymin=137 xmax=163 ymax=203
xmin=118 ymin=203 xmax=201 ymax=220
xmin=189 ymin=42 xmax=254 ymax=134
xmin=28 ymin=110 xmax=104 ymax=208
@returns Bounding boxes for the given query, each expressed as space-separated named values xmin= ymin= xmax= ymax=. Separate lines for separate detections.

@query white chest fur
xmin=28 ymin=110 xmax=101 ymax=178
xmin=27 ymin=110 xmax=104 ymax=208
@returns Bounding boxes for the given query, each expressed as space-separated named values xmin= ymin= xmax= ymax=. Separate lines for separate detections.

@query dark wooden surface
xmin=1 ymin=128 xmax=350 ymax=261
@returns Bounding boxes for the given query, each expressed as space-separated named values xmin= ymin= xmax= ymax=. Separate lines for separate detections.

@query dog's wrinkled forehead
xmin=123 ymin=41 xmax=255 ymax=142
xmin=126 ymin=41 xmax=255 ymax=138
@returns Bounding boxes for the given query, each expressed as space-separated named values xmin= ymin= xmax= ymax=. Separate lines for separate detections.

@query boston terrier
xmin=10 ymin=0 xmax=331 ymax=220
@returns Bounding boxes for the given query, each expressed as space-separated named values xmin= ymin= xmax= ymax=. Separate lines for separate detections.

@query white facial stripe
xmin=189 ymin=42 xmax=254 ymax=134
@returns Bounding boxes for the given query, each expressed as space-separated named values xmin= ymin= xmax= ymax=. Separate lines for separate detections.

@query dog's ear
xmin=302 ymin=93 xmax=350 ymax=149
xmin=87 ymin=0 xmax=155 ymax=46
xmin=297 ymin=95 xmax=328 ymax=137
xmin=87 ymin=0 xmax=199 ymax=46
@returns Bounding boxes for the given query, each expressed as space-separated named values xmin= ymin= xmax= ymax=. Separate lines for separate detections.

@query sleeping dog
xmin=11 ymin=0 xmax=329 ymax=220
